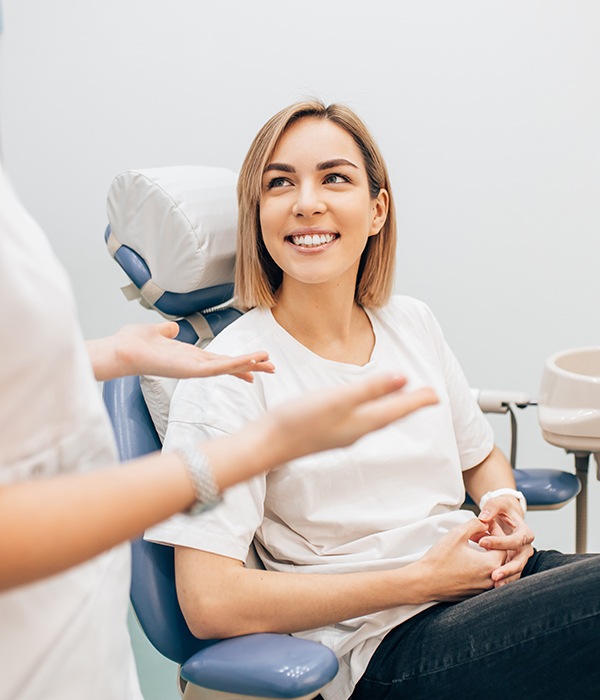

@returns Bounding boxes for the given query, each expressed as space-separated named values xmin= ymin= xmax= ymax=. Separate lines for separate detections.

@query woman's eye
xmin=323 ymin=173 xmax=349 ymax=185
xmin=267 ymin=176 xmax=292 ymax=189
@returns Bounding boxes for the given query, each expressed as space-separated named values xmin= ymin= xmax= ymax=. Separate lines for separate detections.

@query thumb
xmin=158 ymin=321 xmax=180 ymax=340
xmin=458 ymin=517 xmax=489 ymax=542
xmin=478 ymin=502 xmax=501 ymax=523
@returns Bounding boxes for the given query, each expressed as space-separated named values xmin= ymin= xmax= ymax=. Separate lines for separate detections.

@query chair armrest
xmin=181 ymin=633 xmax=338 ymax=699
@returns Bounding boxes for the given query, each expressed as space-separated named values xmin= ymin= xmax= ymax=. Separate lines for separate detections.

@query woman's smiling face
xmin=259 ymin=117 xmax=388 ymax=291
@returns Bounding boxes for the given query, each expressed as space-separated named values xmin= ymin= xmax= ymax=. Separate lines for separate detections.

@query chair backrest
xmin=103 ymin=166 xmax=253 ymax=663
xmin=103 ymin=375 xmax=216 ymax=664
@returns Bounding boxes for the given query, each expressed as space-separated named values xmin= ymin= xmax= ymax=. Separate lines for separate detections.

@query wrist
xmin=201 ymin=417 xmax=278 ymax=492
xmin=479 ymin=488 xmax=527 ymax=515
xmin=239 ymin=411 xmax=298 ymax=472
xmin=389 ymin=561 xmax=432 ymax=606
xmin=175 ymin=444 xmax=223 ymax=515
xmin=87 ymin=334 xmax=125 ymax=381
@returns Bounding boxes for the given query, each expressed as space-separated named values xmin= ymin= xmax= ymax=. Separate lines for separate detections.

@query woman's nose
xmin=292 ymin=184 xmax=326 ymax=217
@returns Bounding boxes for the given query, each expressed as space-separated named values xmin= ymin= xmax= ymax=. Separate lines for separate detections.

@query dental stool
xmin=539 ymin=347 xmax=600 ymax=553
xmin=470 ymin=389 xmax=580 ymax=514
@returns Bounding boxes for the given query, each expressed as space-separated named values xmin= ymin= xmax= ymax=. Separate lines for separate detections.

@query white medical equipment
xmin=538 ymin=347 xmax=600 ymax=553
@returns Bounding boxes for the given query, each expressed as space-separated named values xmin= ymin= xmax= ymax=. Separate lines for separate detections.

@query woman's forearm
xmin=175 ymin=519 xmax=504 ymax=640
xmin=175 ymin=548 xmax=428 ymax=639
xmin=0 ymin=451 xmax=195 ymax=590
xmin=463 ymin=445 xmax=516 ymax=506
xmin=0 ymin=420 xmax=279 ymax=591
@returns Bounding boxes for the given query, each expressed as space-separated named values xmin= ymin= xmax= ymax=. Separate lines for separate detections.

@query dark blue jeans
xmin=351 ymin=550 xmax=600 ymax=700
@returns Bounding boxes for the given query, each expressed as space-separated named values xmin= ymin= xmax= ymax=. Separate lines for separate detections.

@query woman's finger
xmin=188 ymin=355 xmax=275 ymax=379
xmin=491 ymin=546 xmax=534 ymax=585
xmin=353 ymin=384 xmax=438 ymax=433
xmin=478 ymin=525 xmax=534 ymax=551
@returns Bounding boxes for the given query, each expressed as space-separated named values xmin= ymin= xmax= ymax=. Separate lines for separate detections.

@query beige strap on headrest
xmin=138 ymin=279 xmax=164 ymax=307
xmin=119 ymin=279 xmax=164 ymax=309
xmin=106 ymin=230 xmax=122 ymax=257
xmin=109 ymin=229 xmax=167 ymax=311
xmin=121 ymin=282 xmax=141 ymax=301
xmin=120 ymin=280 xmax=170 ymax=316
xmin=185 ymin=312 xmax=215 ymax=348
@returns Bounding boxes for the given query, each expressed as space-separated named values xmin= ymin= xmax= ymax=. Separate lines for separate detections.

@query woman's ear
xmin=369 ymin=189 xmax=389 ymax=237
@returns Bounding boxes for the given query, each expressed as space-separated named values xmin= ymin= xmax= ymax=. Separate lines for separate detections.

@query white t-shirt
xmin=146 ymin=300 xmax=493 ymax=700
xmin=0 ymin=165 xmax=142 ymax=700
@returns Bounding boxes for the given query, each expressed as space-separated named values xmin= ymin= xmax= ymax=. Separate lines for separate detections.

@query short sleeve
xmin=144 ymin=363 xmax=269 ymax=560
xmin=144 ymin=474 xmax=266 ymax=563
xmin=418 ymin=302 xmax=494 ymax=470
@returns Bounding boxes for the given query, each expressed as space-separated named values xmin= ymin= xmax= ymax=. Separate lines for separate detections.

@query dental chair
xmin=103 ymin=166 xmax=338 ymax=700
xmin=103 ymin=372 xmax=338 ymax=700
xmin=102 ymin=166 xmax=581 ymax=699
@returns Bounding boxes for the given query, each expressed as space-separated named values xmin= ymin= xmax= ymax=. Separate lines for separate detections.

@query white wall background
xmin=1 ymin=0 xmax=599 ymax=571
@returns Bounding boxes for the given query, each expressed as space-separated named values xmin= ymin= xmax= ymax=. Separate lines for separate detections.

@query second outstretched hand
xmin=272 ymin=375 xmax=438 ymax=460
xmin=202 ymin=375 xmax=438 ymax=492
xmin=87 ymin=321 xmax=275 ymax=382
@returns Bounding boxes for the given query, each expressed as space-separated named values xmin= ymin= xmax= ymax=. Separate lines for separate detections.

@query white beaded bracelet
xmin=176 ymin=445 xmax=223 ymax=516
xmin=479 ymin=488 xmax=527 ymax=514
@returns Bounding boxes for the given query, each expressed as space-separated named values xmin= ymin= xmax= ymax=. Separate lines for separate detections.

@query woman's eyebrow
xmin=317 ymin=158 xmax=358 ymax=170
xmin=263 ymin=158 xmax=359 ymax=175
xmin=264 ymin=162 xmax=295 ymax=174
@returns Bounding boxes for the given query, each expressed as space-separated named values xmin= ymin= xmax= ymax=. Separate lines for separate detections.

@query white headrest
xmin=106 ymin=166 xmax=238 ymax=293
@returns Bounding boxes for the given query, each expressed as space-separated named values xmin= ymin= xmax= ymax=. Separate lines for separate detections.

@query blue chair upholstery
xmin=103 ymin=374 xmax=339 ymax=699
xmin=513 ymin=468 xmax=580 ymax=510
xmin=463 ymin=465 xmax=580 ymax=511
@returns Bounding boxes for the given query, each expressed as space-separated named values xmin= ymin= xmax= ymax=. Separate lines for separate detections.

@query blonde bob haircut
xmin=235 ymin=100 xmax=397 ymax=310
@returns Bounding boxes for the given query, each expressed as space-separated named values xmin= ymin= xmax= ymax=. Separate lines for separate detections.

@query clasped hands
xmin=474 ymin=494 xmax=535 ymax=587
xmin=420 ymin=497 xmax=535 ymax=603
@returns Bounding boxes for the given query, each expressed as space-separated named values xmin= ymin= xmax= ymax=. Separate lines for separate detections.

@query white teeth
xmin=290 ymin=233 xmax=336 ymax=247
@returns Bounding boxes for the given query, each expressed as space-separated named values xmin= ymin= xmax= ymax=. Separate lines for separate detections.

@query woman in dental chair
xmin=147 ymin=101 xmax=600 ymax=700
xmin=0 ymin=159 xmax=434 ymax=700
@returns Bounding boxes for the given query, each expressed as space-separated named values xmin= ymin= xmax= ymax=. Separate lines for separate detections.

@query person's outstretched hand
xmin=205 ymin=374 xmax=439 ymax=491
xmin=267 ymin=374 xmax=438 ymax=464
xmin=87 ymin=322 xmax=275 ymax=382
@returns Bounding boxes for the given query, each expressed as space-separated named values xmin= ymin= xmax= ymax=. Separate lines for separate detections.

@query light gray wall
xmin=1 ymin=0 xmax=599 ymax=554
